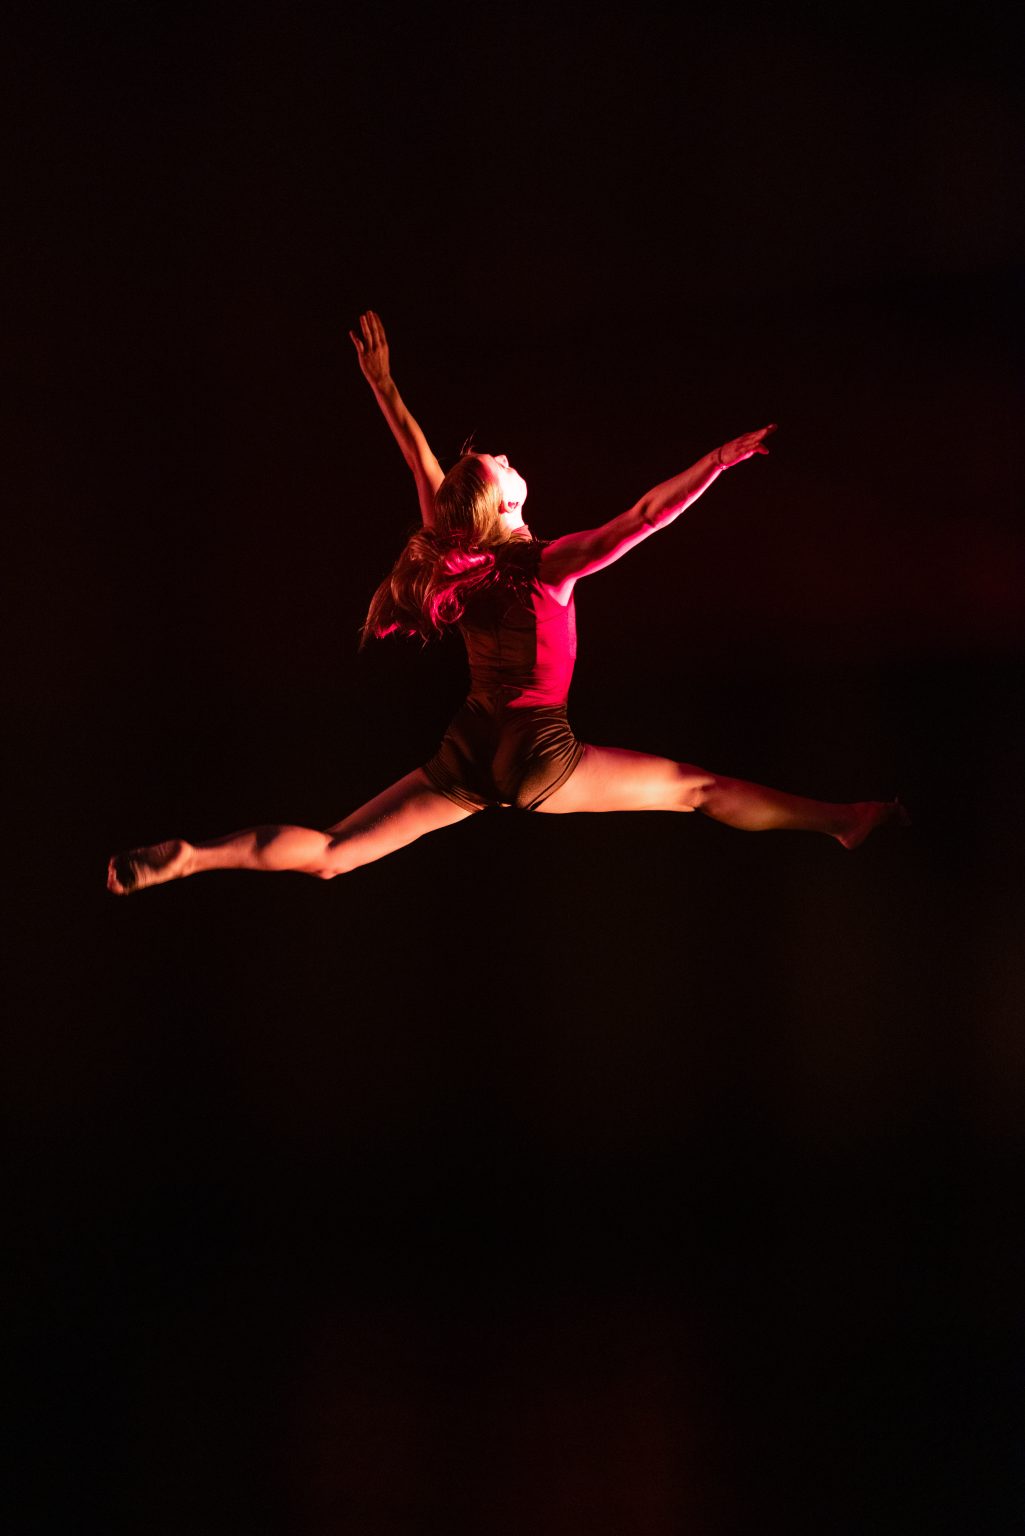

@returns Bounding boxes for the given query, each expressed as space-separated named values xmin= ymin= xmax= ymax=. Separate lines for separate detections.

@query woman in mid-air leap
xmin=107 ymin=311 xmax=903 ymax=894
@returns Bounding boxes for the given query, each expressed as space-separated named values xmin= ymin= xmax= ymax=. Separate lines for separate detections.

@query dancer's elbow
xmin=638 ymin=498 xmax=669 ymax=530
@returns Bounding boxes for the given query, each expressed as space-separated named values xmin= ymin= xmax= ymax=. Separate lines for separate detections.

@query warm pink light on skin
xmin=107 ymin=307 xmax=905 ymax=896
xmin=476 ymin=452 xmax=529 ymax=532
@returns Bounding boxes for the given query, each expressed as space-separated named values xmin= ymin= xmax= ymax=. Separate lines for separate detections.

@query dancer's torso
xmin=421 ymin=538 xmax=582 ymax=811
xmin=457 ymin=537 xmax=576 ymax=708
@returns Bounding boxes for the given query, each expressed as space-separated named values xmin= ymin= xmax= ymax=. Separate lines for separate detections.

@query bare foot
xmin=836 ymin=798 xmax=910 ymax=851
xmin=107 ymin=838 xmax=194 ymax=894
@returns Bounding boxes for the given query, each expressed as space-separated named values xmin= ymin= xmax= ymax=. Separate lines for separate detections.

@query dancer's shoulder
xmin=497 ymin=535 xmax=548 ymax=578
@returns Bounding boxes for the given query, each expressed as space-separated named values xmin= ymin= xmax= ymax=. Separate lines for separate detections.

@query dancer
xmin=107 ymin=310 xmax=903 ymax=894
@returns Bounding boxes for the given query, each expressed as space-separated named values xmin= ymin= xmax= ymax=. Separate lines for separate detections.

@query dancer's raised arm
xmin=540 ymin=424 xmax=776 ymax=590
xmin=349 ymin=310 xmax=444 ymax=528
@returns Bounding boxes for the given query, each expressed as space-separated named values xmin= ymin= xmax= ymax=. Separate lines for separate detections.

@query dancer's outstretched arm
xmin=350 ymin=309 xmax=443 ymax=527
xmin=540 ymin=424 xmax=776 ymax=591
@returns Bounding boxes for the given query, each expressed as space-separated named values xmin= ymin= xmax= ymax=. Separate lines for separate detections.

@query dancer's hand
xmin=349 ymin=310 xmax=391 ymax=391
xmin=716 ymin=423 xmax=776 ymax=468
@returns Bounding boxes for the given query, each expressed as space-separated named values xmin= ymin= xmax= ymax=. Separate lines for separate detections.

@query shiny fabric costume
xmin=423 ymin=538 xmax=584 ymax=811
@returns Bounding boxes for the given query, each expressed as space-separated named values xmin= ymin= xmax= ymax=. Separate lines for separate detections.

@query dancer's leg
xmin=107 ymin=769 xmax=474 ymax=893
xmin=537 ymin=745 xmax=898 ymax=846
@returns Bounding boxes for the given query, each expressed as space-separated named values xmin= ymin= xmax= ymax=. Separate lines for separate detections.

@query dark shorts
xmin=423 ymin=698 xmax=585 ymax=812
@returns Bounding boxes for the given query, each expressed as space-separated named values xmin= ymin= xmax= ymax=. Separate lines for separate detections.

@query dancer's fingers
xmin=348 ymin=329 xmax=363 ymax=353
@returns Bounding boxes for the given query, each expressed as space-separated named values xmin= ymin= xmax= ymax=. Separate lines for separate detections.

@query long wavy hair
xmin=362 ymin=454 xmax=525 ymax=645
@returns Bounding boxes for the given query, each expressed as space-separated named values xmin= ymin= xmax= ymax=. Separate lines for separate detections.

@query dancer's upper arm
xmin=539 ymin=503 xmax=655 ymax=590
xmin=411 ymin=456 xmax=445 ymax=527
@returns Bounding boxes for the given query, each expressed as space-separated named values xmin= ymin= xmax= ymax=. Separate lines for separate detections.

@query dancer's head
xmin=434 ymin=452 xmax=529 ymax=543
xmin=361 ymin=451 xmax=530 ymax=646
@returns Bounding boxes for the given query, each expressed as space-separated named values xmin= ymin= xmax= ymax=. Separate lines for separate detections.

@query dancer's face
xmin=477 ymin=453 xmax=528 ymax=528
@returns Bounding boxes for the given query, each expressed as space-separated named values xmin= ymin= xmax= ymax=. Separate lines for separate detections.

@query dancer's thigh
xmin=535 ymin=745 xmax=714 ymax=814
xmin=323 ymin=768 xmax=475 ymax=871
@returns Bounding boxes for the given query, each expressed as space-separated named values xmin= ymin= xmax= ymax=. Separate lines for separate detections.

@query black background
xmin=9 ymin=4 xmax=1025 ymax=1531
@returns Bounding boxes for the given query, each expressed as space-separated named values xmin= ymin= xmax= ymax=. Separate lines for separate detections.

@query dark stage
xmin=9 ymin=6 xmax=1025 ymax=1531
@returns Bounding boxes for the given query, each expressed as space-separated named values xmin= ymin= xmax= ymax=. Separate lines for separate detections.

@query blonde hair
xmin=362 ymin=455 xmax=522 ymax=644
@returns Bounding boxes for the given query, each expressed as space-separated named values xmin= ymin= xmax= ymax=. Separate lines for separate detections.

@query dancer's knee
xmin=676 ymin=766 xmax=718 ymax=811
xmin=318 ymin=835 xmax=355 ymax=877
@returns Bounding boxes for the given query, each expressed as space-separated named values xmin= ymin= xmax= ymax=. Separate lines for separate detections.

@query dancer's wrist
xmin=714 ymin=445 xmax=731 ymax=470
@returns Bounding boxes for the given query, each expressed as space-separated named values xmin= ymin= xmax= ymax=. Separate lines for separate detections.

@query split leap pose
xmin=108 ymin=311 xmax=904 ymax=894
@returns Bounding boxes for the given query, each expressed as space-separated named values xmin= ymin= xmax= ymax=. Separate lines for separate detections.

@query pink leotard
xmin=423 ymin=538 xmax=584 ymax=811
